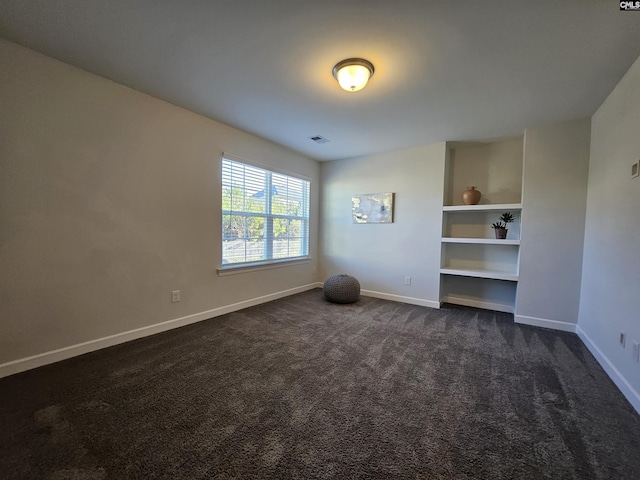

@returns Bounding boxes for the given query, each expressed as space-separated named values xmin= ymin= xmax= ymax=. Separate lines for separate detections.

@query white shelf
xmin=443 ymin=203 xmax=522 ymax=212
xmin=440 ymin=267 xmax=518 ymax=282
xmin=441 ymin=237 xmax=520 ymax=245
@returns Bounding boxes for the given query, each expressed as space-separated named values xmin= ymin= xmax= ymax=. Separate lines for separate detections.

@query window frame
xmin=219 ymin=153 xmax=311 ymax=275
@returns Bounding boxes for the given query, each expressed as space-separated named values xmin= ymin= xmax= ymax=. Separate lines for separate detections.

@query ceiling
xmin=1 ymin=1 xmax=640 ymax=162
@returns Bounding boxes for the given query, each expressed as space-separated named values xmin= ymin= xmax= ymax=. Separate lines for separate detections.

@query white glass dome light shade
xmin=332 ymin=58 xmax=375 ymax=92
xmin=336 ymin=64 xmax=370 ymax=91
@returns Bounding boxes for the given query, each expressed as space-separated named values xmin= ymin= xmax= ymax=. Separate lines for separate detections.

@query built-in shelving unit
xmin=439 ymin=138 xmax=524 ymax=313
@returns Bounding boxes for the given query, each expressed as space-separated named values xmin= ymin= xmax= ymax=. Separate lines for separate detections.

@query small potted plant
xmin=492 ymin=212 xmax=515 ymax=239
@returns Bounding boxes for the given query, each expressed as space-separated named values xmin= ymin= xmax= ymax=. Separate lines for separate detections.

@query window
xmin=221 ymin=155 xmax=310 ymax=268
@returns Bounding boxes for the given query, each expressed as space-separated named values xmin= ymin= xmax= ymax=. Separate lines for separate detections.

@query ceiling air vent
xmin=309 ymin=135 xmax=329 ymax=144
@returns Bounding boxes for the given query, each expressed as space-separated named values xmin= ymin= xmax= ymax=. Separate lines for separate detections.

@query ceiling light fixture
xmin=332 ymin=58 xmax=375 ymax=92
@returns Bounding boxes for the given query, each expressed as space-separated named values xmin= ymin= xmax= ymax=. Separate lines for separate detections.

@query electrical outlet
xmin=620 ymin=332 xmax=626 ymax=348
xmin=632 ymin=161 xmax=639 ymax=178
xmin=404 ymin=276 xmax=411 ymax=286
xmin=171 ymin=290 xmax=181 ymax=303
xmin=633 ymin=342 xmax=640 ymax=363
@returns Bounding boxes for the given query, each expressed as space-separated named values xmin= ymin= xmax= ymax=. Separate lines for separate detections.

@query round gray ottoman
xmin=323 ymin=274 xmax=361 ymax=304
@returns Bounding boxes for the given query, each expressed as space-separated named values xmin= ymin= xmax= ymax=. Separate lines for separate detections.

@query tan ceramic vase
xmin=462 ymin=186 xmax=481 ymax=205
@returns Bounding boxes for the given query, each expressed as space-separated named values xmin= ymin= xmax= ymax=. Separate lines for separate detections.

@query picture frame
xmin=352 ymin=192 xmax=394 ymax=224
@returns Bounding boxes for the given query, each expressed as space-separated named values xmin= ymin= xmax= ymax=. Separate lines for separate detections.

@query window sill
xmin=217 ymin=256 xmax=312 ymax=276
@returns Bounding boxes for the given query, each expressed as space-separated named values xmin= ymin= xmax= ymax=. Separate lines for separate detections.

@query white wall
xmin=319 ymin=143 xmax=446 ymax=307
xmin=577 ymin=55 xmax=640 ymax=412
xmin=0 ymin=39 xmax=320 ymax=373
xmin=516 ymin=118 xmax=591 ymax=330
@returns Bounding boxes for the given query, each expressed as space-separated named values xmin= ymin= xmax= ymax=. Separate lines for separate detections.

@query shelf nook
xmin=440 ymin=137 xmax=524 ymax=313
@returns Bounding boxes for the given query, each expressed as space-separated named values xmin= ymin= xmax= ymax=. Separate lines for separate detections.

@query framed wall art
xmin=352 ymin=192 xmax=394 ymax=224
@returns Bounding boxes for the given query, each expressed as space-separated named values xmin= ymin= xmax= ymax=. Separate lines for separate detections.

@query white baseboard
xmin=515 ymin=314 xmax=577 ymax=333
xmin=577 ymin=326 xmax=640 ymax=415
xmin=360 ymin=289 xmax=440 ymax=309
xmin=0 ymin=283 xmax=320 ymax=379
xmin=441 ymin=295 xmax=514 ymax=314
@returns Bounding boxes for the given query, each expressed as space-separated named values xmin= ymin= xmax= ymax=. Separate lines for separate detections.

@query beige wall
xmin=516 ymin=118 xmax=591 ymax=328
xmin=0 ymin=39 xmax=320 ymax=366
xmin=578 ymin=54 xmax=640 ymax=412
xmin=319 ymin=143 xmax=446 ymax=306
xmin=445 ymin=138 xmax=523 ymax=206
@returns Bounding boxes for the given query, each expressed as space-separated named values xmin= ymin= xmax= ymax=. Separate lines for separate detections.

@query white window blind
xmin=221 ymin=156 xmax=310 ymax=267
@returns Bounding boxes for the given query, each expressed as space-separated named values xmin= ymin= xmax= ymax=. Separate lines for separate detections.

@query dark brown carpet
xmin=1 ymin=289 xmax=639 ymax=479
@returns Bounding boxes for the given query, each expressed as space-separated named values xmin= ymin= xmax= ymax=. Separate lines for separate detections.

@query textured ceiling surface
xmin=1 ymin=0 xmax=639 ymax=161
